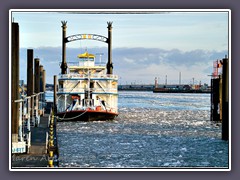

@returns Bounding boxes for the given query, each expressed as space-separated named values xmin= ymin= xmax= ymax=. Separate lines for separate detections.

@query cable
xmin=56 ymin=109 xmax=88 ymax=121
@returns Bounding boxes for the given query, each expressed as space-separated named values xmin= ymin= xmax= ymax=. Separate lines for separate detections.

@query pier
xmin=12 ymin=110 xmax=59 ymax=167
xmin=11 ymin=22 xmax=59 ymax=168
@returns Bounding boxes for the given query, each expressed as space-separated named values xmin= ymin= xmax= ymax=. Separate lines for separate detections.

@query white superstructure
xmin=56 ymin=51 xmax=118 ymax=121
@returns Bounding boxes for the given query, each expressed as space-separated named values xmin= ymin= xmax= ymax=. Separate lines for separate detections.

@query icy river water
xmin=56 ymin=91 xmax=229 ymax=169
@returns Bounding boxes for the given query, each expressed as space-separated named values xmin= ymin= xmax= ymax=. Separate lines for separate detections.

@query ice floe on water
xmin=57 ymin=91 xmax=229 ymax=168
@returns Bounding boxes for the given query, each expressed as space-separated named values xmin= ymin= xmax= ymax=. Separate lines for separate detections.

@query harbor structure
xmin=210 ymin=56 xmax=229 ymax=140
xmin=153 ymin=82 xmax=210 ymax=93
xmin=153 ymin=71 xmax=210 ymax=93
xmin=11 ymin=22 xmax=57 ymax=164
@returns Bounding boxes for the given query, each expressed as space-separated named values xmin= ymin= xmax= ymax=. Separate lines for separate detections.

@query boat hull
xmin=56 ymin=109 xmax=118 ymax=122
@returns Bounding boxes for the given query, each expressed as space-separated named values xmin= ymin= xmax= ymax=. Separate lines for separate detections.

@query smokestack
xmin=61 ymin=21 xmax=68 ymax=74
xmin=107 ymin=22 xmax=113 ymax=74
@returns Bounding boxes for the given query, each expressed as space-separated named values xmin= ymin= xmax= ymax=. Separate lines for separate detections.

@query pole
xmin=34 ymin=58 xmax=40 ymax=94
xmin=54 ymin=75 xmax=58 ymax=113
xmin=11 ymin=22 xmax=20 ymax=142
xmin=40 ymin=65 xmax=44 ymax=92
xmin=222 ymin=56 xmax=229 ymax=140
xmin=27 ymin=49 xmax=34 ymax=96
xmin=27 ymin=49 xmax=34 ymax=127
xmin=42 ymin=69 xmax=46 ymax=102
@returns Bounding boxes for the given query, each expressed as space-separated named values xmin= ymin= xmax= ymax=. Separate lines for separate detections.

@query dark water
xmin=56 ymin=91 xmax=229 ymax=168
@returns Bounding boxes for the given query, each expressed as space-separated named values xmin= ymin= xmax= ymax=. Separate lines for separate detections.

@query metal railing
xmin=12 ymin=92 xmax=45 ymax=153
xmin=58 ymin=73 xmax=118 ymax=80
xmin=58 ymin=87 xmax=118 ymax=94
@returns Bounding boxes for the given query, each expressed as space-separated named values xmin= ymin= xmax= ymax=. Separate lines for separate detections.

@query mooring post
xmin=222 ymin=56 xmax=229 ymax=141
xmin=210 ymin=78 xmax=220 ymax=121
xmin=34 ymin=58 xmax=40 ymax=125
xmin=107 ymin=22 xmax=113 ymax=74
xmin=11 ymin=22 xmax=20 ymax=142
xmin=219 ymin=76 xmax=223 ymax=121
xmin=39 ymin=65 xmax=45 ymax=114
xmin=40 ymin=65 xmax=44 ymax=93
xmin=27 ymin=49 xmax=34 ymax=97
xmin=42 ymin=69 xmax=46 ymax=102
xmin=42 ymin=69 xmax=46 ymax=92
xmin=34 ymin=58 xmax=40 ymax=94
xmin=27 ymin=49 xmax=34 ymax=131
xmin=54 ymin=75 xmax=58 ymax=113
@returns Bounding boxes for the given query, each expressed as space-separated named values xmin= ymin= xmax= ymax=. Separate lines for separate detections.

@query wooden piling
xmin=42 ymin=69 xmax=46 ymax=103
xmin=34 ymin=58 xmax=40 ymax=94
xmin=11 ymin=22 xmax=20 ymax=142
xmin=27 ymin=49 xmax=34 ymax=124
xmin=42 ymin=69 xmax=46 ymax=92
xmin=222 ymin=57 xmax=229 ymax=141
xmin=27 ymin=49 xmax=34 ymax=96
xmin=40 ymin=65 xmax=44 ymax=93
xmin=210 ymin=78 xmax=220 ymax=121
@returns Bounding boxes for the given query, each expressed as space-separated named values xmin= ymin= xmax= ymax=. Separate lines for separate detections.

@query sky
xmin=11 ymin=10 xmax=229 ymax=85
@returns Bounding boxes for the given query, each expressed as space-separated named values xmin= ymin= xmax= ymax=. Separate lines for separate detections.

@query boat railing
xmin=67 ymin=62 xmax=79 ymax=66
xmin=67 ymin=61 xmax=106 ymax=67
xmin=59 ymin=73 xmax=118 ymax=80
xmin=12 ymin=92 xmax=45 ymax=153
xmin=58 ymin=87 xmax=118 ymax=94
xmin=94 ymin=62 xmax=106 ymax=66
xmin=58 ymin=88 xmax=85 ymax=93
xmin=91 ymin=88 xmax=118 ymax=93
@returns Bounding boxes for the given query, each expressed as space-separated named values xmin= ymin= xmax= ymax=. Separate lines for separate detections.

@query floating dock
xmin=11 ymin=110 xmax=59 ymax=168
xmin=11 ymin=21 xmax=59 ymax=168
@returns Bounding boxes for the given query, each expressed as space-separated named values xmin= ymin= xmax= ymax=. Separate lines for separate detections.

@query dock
xmin=11 ymin=110 xmax=59 ymax=168
xmin=12 ymin=114 xmax=49 ymax=167
xmin=11 ymin=22 xmax=59 ymax=168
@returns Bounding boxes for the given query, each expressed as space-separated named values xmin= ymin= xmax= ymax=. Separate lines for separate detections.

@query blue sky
xmin=11 ymin=10 xmax=229 ymax=84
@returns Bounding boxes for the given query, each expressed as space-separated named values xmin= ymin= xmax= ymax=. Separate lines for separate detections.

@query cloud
xmin=19 ymin=47 xmax=228 ymax=85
